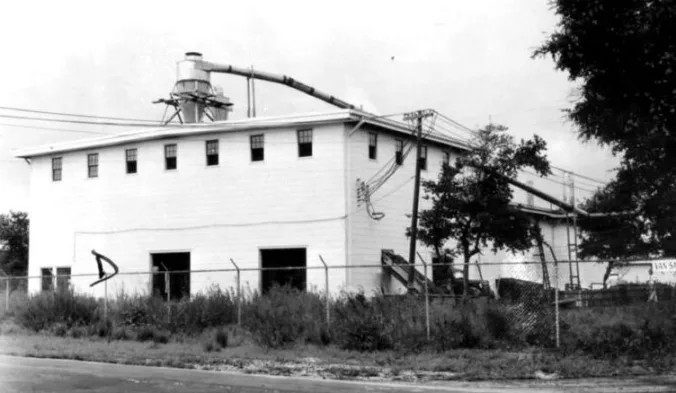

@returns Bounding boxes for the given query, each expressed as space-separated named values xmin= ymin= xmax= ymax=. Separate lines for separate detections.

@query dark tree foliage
xmin=536 ymin=0 xmax=676 ymax=257
xmin=416 ymin=124 xmax=551 ymax=296
xmin=0 ymin=211 xmax=29 ymax=276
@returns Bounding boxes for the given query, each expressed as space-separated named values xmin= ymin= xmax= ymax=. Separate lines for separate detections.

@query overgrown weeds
xmin=6 ymin=285 xmax=676 ymax=361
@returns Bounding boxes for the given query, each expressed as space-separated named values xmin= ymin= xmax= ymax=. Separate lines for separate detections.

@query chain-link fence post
xmin=422 ymin=258 xmax=430 ymax=341
xmin=554 ymin=261 xmax=560 ymax=348
xmin=104 ymin=279 xmax=108 ymax=321
xmin=165 ymin=270 xmax=171 ymax=324
xmin=319 ymin=255 xmax=330 ymax=329
xmin=4 ymin=277 xmax=9 ymax=312
xmin=230 ymin=258 xmax=241 ymax=326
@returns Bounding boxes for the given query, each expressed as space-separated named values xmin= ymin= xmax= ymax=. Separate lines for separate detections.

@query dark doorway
xmin=151 ymin=252 xmax=190 ymax=300
xmin=261 ymin=248 xmax=306 ymax=293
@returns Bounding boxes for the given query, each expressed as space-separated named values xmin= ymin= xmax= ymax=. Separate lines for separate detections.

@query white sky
xmin=0 ymin=0 xmax=618 ymax=212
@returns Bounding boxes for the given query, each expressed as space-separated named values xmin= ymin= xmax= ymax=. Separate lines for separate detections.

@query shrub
xmin=93 ymin=319 xmax=112 ymax=337
xmin=214 ymin=328 xmax=228 ymax=348
xmin=202 ymin=340 xmax=215 ymax=352
xmin=170 ymin=287 xmax=237 ymax=333
xmin=111 ymin=325 xmax=130 ymax=340
xmin=243 ymin=285 xmax=326 ymax=348
xmin=68 ymin=325 xmax=88 ymax=338
xmin=113 ymin=295 xmax=166 ymax=328
xmin=561 ymin=303 xmax=676 ymax=358
xmin=135 ymin=325 xmax=170 ymax=343
xmin=17 ymin=289 xmax=100 ymax=331
xmin=332 ymin=293 xmax=395 ymax=351
xmin=48 ymin=322 xmax=68 ymax=337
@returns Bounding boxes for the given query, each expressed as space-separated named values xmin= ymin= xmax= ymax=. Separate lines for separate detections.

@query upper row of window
xmin=50 ymin=129 xmax=449 ymax=181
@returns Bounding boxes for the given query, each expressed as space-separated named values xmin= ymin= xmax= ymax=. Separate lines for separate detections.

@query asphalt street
xmin=0 ymin=355 xmax=675 ymax=393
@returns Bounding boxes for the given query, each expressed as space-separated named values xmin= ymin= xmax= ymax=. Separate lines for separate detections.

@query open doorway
xmin=151 ymin=252 xmax=190 ymax=300
xmin=260 ymin=248 xmax=306 ymax=293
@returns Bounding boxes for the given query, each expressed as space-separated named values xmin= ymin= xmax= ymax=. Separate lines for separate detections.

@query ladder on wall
xmin=565 ymin=214 xmax=581 ymax=290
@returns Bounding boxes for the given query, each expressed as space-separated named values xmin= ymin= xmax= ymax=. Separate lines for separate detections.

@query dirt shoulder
xmin=0 ymin=329 xmax=672 ymax=383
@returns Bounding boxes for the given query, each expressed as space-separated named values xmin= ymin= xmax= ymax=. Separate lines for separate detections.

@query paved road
xmin=0 ymin=355 xmax=675 ymax=392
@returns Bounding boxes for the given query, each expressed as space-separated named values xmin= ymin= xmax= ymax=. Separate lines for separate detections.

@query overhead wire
xmin=0 ymin=113 xmax=171 ymax=128
xmin=520 ymin=169 xmax=600 ymax=194
xmin=0 ymin=105 xmax=162 ymax=123
xmin=0 ymin=122 xmax=110 ymax=135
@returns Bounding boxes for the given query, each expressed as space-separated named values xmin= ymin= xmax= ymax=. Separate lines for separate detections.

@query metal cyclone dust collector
xmin=154 ymin=52 xmax=233 ymax=124
xmin=155 ymin=51 xmax=358 ymax=125
xmin=175 ymin=52 xmax=212 ymax=123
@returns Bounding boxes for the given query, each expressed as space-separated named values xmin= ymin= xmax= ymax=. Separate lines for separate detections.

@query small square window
xmin=206 ymin=140 xmax=219 ymax=166
xmin=41 ymin=268 xmax=53 ymax=292
xmin=395 ymin=139 xmax=404 ymax=165
xmin=250 ymin=134 xmax=264 ymax=162
xmin=443 ymin=151 xmax=450 ymax=166
xmin=368 ymin=132 xmax=377 ymax=160
xmin=51 ymin=157 xmax=62 ymax=181
xmin=56 ymin=267 xmax=71 ymax=290
xmin=297 ymin=129 xmax=313 ymax=157
xmin=125 ymin=148 xmax=137 ymax=174
xmin=87 ymin=153 xmax=99 ymax=178
xmin=165 ymin=144 xmax=177 ymax=170
xmin=419 ymin=146 xmax=428 ymax=171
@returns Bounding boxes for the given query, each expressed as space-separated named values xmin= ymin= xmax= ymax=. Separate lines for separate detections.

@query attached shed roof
xmin=15 ymin=110 xmax=472 ymax=158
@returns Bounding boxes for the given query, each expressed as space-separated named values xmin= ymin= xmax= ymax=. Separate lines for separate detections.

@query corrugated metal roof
xmin=14 ymin=110 xmax=471 ymax=158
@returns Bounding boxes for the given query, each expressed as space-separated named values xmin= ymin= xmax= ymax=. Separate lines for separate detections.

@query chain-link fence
xmin=1 ymin=259 xmax=674 ymax=349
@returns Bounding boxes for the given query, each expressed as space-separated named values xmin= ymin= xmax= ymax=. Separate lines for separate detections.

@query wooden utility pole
xmin=404 ymin=109 xmax=434 ymax=291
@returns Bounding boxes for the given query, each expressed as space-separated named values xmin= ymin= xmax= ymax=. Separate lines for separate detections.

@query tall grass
xmin=17 ymin=288 xmax=101 ymax=331
xmin=243 ymin=285 xmax=328 ymax=348
xmin=6 ymin=285 xmax=676 ymax=359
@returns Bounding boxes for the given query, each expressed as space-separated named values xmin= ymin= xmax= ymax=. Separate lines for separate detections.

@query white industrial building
xmin=16 ymin=110 xmax=471 ymax=296
xmin=16 ymin=52 xmax=588 ymax=298
xmin=17 ymin=109 xmax=591 ymax=298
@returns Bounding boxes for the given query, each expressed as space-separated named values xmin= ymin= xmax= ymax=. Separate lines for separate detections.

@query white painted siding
xmin=27 ymin=124 xmax=348 ymax=295
xmin=345 ymin=124 xmax=455 ymax=293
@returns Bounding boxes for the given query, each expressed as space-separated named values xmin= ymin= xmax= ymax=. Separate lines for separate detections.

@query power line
xmin=0 ymin=113 xmax=169 ymax=128
xmin=0 ymin=122 xmax=110 ymax=135
xmin=0 ymin=105 xmax=161 ymax=123
xmin=551 ymin=165 xmax=607 ymax=185
xmin=520 ymin=169 xmax=599 ymax=194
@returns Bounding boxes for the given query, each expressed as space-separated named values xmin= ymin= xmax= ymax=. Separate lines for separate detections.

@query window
xmin=56 ymin=267 xmax=71 ymax=290
xmin=297 ymin=129 xmax=313 ymax=157
xmin=125 ymin=148 xmax=137 ymax=174
xmin=41 ymin=268 xmax=53 ymax=292
xmin=443 ymin=151 xmax=450 ymax=166
xmin=87 ymin=153 xmax=99 ymax=178
xmin=395 ymin=139 xmax=404 ymax=165
xmin=206 ymin=140 xmax=219 ymax=166
xmin=51 ymin=157 xmax=62 ymax=181
xmin=250 ymin=134 xmax=264 ymax=161
xmin=165 ymin=144 xmax=177 ymax=170
xmin=419 ymin=146 xmax=428 ymax=170
xmin=368 ymin=132 xmax=377 ymax=159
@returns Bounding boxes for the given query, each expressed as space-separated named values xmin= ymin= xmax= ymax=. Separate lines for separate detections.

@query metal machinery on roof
xmin=154 ymin=51 xmax=357 ymax=124
xmin=154 ymin=52 xmax=233 ymax=124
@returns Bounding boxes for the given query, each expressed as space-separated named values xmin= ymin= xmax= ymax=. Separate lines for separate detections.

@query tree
xmin=536 ymin=0 xmax=676 ymax=258
xmin=416 ymin=124 xmax=551 ymax=296
xmin=577 ymin=180 xmax=656 ymax=287
xmin=0 ymin=211 xmax=29 ymax=276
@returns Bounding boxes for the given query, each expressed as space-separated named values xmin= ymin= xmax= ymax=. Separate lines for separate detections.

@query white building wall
xmin=346 ymin=124 xmax=457 ymax=294
xmin=27 ymin=123 xmax=348 ymax=296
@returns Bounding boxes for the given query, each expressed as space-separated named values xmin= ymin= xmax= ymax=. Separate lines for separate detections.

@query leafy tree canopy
xmin=416 ymin=124 xmax=550 ymax=295
xmin=0 ymin=211 xmax=29 ymax=276
xmin=536 ymin=0 xmax=676 ymax=257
